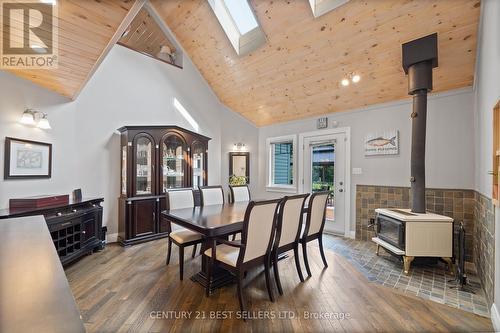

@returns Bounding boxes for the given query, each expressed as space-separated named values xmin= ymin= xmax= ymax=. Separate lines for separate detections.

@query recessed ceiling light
xmin=341 ymin=78 xmax=350 ymax=86
xmin=352 ymin=74 xmax=361 ymax=83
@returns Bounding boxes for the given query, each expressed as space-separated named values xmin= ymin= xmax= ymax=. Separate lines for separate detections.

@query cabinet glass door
xmin=135 ymin=136 xmax=154 ymax=195
xmin=162 ymin=135 xmax=186 ymax=192
xmin=192 ymin=141 xmax=206 ymax=188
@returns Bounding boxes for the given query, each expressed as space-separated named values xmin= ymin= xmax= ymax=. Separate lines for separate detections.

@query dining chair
xmin=272 ymin=193 xmax=309 ymax=295
xmin=301 ymin=191 xmax=330 ymax=277
xmin=204 ymin=199 xmax=281 ymax=312
xmin=199 ymin=185 xmax=224 ymax=206
xmin=165 ymin=188 xmax=203 ymax=280
xmin=229 ymin=185 xmax=251 ymax=203
xmin=228 ymin=185 xmax=251 ymax=241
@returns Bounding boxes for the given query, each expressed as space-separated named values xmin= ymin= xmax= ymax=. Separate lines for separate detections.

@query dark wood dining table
xmin=161 ymin=202 xmax=250 ymax=291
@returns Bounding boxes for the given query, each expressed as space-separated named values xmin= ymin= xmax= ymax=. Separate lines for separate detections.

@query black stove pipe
xmin=402 ymin=34 xmax=438 ymax=213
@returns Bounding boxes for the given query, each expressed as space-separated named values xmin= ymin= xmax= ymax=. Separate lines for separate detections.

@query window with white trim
xmin=266 ymin=135 xmax=297 ymax=192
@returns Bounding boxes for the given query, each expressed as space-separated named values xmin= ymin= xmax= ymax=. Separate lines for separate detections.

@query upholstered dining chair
xmin=300 ymin=191 xmax=330 ymax=277
xmin=165 ymin=188 xmax=203 ymax=280
xmin=272 ymin=193 xmax=309 ymax=295
xmin=229 ymin=185 xmax=251 ymax=203
xmin=228 ymin=185 xmax=251 ymax=240
xmin=204 ymin=199 xmax=281 ymax=312
xmin=199 ymin=185 xmax=224 ymax=206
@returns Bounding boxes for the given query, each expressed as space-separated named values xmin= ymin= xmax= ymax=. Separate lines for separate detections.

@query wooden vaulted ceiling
xmin=3 ymin=1 xmax=480 ymax=126
xmin=151 ymin=0 xmax=480 ymax=126
xmin=4 ymin=0 xmax=144 ymax=99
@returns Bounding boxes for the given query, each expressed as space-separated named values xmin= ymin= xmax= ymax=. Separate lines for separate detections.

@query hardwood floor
xmin=65 ymin=238 xmax=493 ymax=333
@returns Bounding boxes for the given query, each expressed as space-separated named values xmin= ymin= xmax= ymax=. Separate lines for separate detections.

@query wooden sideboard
xmin=0 ymin=215 xmax=85 ymax=333
xmin=0 ymin=197 xmax=104 ymax=265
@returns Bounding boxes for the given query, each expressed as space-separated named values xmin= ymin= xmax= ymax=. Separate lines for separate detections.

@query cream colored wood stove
xmin=372 ymin=208 xmax=454 ymax=275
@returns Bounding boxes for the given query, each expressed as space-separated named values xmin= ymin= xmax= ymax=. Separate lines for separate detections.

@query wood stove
xmin=371 ymin=34 xmax=455 ymax=275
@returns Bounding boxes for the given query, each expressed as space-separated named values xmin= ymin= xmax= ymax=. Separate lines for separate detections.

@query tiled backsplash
xmin=355 ymin=185 xmax=495 ymax=307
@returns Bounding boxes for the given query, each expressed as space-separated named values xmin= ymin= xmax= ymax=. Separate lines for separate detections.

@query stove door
xmin=376 ymin=214 xmax=405 ymax=249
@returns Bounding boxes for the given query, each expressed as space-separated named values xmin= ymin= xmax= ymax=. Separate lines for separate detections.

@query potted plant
xmin=229 ymin=175 xmax=247 ymax=186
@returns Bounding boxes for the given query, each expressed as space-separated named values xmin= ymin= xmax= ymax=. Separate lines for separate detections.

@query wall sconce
xmin=19 ymin=109 xmax=51 ymax=129
xmin=233 ymin=142 xmax=246 ymax=151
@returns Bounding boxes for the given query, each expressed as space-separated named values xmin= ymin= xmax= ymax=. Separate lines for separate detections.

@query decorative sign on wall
xmin=364 ymin=130 xmax=399 ymax=156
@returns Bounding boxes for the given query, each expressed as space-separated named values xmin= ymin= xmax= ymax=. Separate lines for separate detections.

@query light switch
xmin=352 ymin=168 xmax=362 ymax=175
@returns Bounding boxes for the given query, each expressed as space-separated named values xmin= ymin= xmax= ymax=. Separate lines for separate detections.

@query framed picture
xmin=364 ymin=130 xmax=399 ymax=156
xmin=229 ymin=152 xmax=250 ymax=184
xmin=4 ymin=137 xmax=52 ymax=179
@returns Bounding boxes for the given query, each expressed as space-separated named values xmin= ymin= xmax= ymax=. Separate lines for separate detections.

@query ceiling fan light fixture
xmin=341 ymin=78 xmax=350 ymax=86
xmin=352 ymin=74 xmax=361 ymax=83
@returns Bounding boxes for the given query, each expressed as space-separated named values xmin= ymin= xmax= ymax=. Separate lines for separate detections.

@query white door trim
xmin=298 ymin=127 xmax=352 ymax=238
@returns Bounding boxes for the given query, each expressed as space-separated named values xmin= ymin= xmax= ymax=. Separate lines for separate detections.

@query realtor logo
xmin=0 ymin=0 xmax=58 ymax=69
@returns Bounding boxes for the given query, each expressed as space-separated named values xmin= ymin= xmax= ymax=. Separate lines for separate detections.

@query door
xmin=303 ymin=133 xmax=347 ymax=235
xmin=133 ymin=134 xmax=156 ymax=196
xmin=130 ymin=199 xmax=157 ymax=238
xmin=160 ymin=133 xmax=188 ymax=193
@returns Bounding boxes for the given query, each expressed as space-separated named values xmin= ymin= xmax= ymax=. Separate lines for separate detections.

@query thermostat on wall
xmin=317 ymin=117 xmax=328 ymax=129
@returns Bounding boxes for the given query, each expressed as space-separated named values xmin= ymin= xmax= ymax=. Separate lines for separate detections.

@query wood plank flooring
xmin=65 ymin=238 xmax=493 ymax=333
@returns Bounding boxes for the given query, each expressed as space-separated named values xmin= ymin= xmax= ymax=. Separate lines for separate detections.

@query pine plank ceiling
xmin=3 ymin=0 xmax=142 ymax=99
xmin=151 ymin=0 xmax=480 ymax=126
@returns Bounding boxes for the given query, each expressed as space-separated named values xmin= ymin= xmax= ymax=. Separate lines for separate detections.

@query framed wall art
xmin=4 ymin=137 xmax=52 ymax=179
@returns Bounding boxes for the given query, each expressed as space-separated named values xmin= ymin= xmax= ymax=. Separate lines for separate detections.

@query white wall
xmin=473 ymin=0 xmax=500 ymax=327
xmin=256 ymin=88 xmax=476 ymax=232
xmin=0 ymin=45 xmax=256 ymax=238
xmin=0 ymin=72 xmax=78 ymax=208
xmin=219 ymin=105 xmax=259 ymax=195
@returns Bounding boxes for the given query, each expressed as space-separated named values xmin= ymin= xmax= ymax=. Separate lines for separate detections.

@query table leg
xmin=190 ymin=236 xmax=236 ymax=293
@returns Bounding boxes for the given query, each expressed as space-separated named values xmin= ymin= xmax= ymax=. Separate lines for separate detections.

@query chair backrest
xmin=276 ymin=194 xmax=309 ymax=248
xmin=304 ymin=191 xmax=329 ymax=237
xmin=239 ymin=199 xmax=281 ymax=264
xmin=229 ymin=185 xmax=251 ymax=203
xmin=199 ymin=186 xmax=224 ymax=206
xmin=166 ymin=188 xmax=194 ymax=210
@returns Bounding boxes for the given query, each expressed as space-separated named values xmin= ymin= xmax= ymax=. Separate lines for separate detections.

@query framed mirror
xmin=229 ymin=152 xmax=250 ymax=184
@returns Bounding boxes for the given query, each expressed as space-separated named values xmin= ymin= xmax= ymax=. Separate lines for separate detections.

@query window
xmin=207 ymin=0 xmax=265 ymax=56
xmin=266 ymin=135 xmax=297 ymax=192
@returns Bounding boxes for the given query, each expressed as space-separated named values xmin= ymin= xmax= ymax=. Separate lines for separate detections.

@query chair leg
xmin=236 ymin=271 xmax=246 ymax=314
xmin=272 ymin=251 xmax=283 ymax=296
xmin=231 ymin=233 xmax=236 ymax=241
xmin=264 ymin=257 xmax=275 ymax=302
xmin=179 ymin=246 xmax=184 ymax=281
xmin=293 ymin=244 xmax=305 ymax=282
xmin=166 ymin=238 xmax=172 ymax=265
xmin=191 ymin=243 xmax=197 ymax=258
xmin=318 ymin=236 xmax=328 ymax=268
xmin=302 ymin=241 xmax=312 ymax=277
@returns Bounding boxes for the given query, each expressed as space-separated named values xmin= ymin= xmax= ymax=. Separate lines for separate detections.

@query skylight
xmin=309 ymin=0 xmax=350 ymax=18
xmin=208 ymin=0 xmax=265 ymax=56
xmin=223 ymin=0 xmax=258 ymax=35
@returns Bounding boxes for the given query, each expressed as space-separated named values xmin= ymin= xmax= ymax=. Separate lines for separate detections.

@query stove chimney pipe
xmin=402 ymin=33 xmax=438 ymax=213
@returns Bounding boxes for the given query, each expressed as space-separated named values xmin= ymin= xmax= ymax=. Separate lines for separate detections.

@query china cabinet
xmin=118 ymin=126 xmax=210 ymax=245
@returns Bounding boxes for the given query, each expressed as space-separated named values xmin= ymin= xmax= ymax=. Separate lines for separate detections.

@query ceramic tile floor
xmin=320 ymin=235 xmax=490 ymax=317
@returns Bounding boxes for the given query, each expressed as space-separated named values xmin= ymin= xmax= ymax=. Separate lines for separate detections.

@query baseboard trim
xmin=491 ymin=303 xmax=500 ymax=332
xmin=106 ymin=232 xmax=118 ymax=243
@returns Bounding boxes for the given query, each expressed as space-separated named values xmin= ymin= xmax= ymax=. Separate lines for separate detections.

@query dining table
xmin=161 ymin=201 xmax=250 ymax=291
